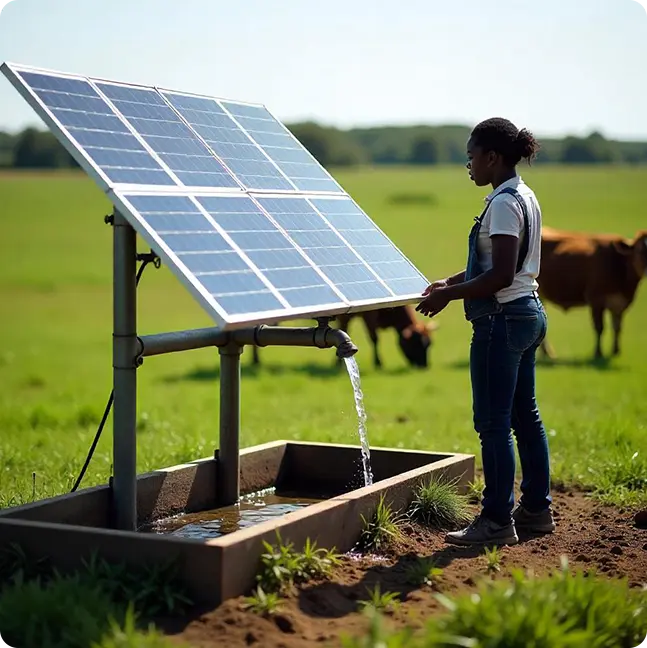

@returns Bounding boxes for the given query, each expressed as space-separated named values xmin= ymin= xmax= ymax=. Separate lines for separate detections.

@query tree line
xmin=2 ymin=123 xmax=647 ymax=170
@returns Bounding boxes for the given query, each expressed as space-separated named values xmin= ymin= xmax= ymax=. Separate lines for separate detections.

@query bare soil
xmin=159 ymin=488 xmax=647 ymax=648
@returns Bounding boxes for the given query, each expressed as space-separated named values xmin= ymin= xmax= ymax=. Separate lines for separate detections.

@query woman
xmin=416 ymin=117 xmax=554 ymax=546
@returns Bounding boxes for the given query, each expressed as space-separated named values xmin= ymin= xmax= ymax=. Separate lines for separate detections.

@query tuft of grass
xmin=242 ymin=585 xmax=284 ymax=617
xmin=404 ymin=557 xmax=443 ymax=588
xmin=300 ymin=537 xmax=342 ymax=580
xmin=466 ymin=476 xmax=485 ymax=504
xmin=434 ymin=559 xmax=647 ymax=647
xmin=359 ymin=494 xmax=405 ymax=552
xmin=80 ymin=553 xmax=192 ymax=617
xmin=341 ymin=606 xmax=416 ymax=648
xmin=91 ymin=606 xmax=186 ymax=648
xmin=483 ymin=546 xmax=502 ymax=574
xmin=408 ymin=474 xmax=472 ymax=529
xmin=0 ymin=542 xmax=53 ymax=587
xmin=0 ymin=573 xmax=120 ymax=648
xmin=358 ymin=584 xmax=401 ymax=614
xmin=256 ymin=533 xmax=341 ymax=594
xmin=592 ymin=450 xmax=647 ymax=507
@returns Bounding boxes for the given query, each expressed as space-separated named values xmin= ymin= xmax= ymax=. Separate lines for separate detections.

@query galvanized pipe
xmin=217 ymin=342 xmax=242 ymax=506
xmin=137 ymin=324 xmax=358 ymax=359
xmin=112 ymin=213 xmax=138 ymax=532
xmin=136 ymin=327 xmax=228 ymax=358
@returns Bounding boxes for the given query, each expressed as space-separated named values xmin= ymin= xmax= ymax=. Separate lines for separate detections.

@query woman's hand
xmin=422 ymin=278 xmax=449 ymax=297
xmin=416 ymin=286 xmax=450 ymax=318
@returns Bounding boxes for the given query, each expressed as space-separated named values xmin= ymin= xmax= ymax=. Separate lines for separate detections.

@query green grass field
xmin=1 ymin=166 xmax=646 ymax=509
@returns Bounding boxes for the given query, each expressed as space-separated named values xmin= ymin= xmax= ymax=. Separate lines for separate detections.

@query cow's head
xmin=614 ymin=230 xmax=647 ymax=278
xmin=397 ymin=321 xmax=437 ymax=368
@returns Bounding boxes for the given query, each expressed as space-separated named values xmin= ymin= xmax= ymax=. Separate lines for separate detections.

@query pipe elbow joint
xmin=324 ymin=328 xmax=359 ymax=359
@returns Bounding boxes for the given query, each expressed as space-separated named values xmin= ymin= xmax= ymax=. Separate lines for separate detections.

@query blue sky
xmin=0 ymin=0 xmax=645 ymax=139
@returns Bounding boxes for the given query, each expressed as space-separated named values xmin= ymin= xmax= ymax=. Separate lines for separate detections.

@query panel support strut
xmin=112 ymin=211 xmax=138 ymax=532
xmin=217 ymin=342 xmax=243 ymax=507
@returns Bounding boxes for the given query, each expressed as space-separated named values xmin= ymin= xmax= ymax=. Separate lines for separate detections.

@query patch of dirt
xmin=159 ymin=489 xmax=647 ymax=648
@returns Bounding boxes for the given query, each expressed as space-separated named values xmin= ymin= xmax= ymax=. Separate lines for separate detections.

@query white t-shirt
xmin=476 ymin=175 xmax=542 ymax=303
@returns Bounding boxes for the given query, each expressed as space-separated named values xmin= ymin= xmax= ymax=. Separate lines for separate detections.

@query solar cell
xmin=2 ymin=61 xmax=429 ymax=328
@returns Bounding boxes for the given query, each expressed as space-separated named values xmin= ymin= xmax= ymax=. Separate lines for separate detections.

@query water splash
xmin=343 ymin=356 xmax=374 ymax=486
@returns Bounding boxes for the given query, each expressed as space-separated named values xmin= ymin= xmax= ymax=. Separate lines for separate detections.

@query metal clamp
xmin=136 ymin=251 xmax=161 ymax=269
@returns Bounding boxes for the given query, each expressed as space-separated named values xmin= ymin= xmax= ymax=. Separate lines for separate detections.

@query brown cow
xmin=251 ymin=305 xmax=437 ymax=369
xmin=537 ymin=226 xmax=647 ymax=359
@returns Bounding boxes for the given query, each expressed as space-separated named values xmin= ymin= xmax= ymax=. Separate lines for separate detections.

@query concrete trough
xmin=0 ymin=440 xmax=474 ymax=606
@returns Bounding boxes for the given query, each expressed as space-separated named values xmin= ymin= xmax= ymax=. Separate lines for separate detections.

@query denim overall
xmin=463 ymin=187 xmax=552 ymax=526
xmin=464 ymin=187 xmax=530 ymax=322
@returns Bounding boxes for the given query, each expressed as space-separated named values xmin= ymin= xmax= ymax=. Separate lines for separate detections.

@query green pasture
xmin=0 ymin=166 xmax=646 ymax=509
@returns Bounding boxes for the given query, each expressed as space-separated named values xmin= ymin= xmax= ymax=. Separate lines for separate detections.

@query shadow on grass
xmin=446 ymin=356 xmax=620 ymax=372
xmin=161 ymin=361 xmax=413 ymax=383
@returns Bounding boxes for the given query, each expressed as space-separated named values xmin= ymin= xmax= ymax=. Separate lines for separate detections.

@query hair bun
xmin=516 ymin=128 xmax=539 ymax=163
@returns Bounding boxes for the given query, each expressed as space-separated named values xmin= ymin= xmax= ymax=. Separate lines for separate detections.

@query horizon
xmin=0 ymin=0 xmax=645 ymax=141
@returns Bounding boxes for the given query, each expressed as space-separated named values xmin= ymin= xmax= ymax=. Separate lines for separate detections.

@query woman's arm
xmin=446 ymin=270 xmax=466 ymax=286
xmin=416 ymin=235 xmax=519 ymax=317
xmin=443 ymin=235 xmax=519 ymax=300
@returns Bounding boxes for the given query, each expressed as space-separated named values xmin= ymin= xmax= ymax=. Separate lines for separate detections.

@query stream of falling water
xmin=343 ymin=356 xmax=374 ymax=486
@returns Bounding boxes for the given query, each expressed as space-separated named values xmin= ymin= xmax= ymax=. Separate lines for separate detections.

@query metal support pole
xmin=112 ymin=212 xmax=138 ymax=531
xmin=218 ymin=341 xmax=243 ymax=506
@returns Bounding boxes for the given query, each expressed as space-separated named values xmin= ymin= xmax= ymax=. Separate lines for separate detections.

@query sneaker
xmin=445 ymin=514 xmax=519 ymax=546
xmin=512 ymin=505 xmax=556 ymax=534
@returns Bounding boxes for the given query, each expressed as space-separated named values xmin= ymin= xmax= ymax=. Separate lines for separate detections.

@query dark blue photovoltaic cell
xmin=256 ymin=197 xmax=393 ymax=302
xmin=162 ymin=93 xmax=294 ymax=192
xmin=18 ymin=71 xmax=175 ymax=186
xmin=122 ymin=194 xmax=284 ymax=315
xmin=221 ymin=101 xmax=344 ymax=193
xmin=196 ymin=196 xmax=344 ymax=309
xmin=310 ymin=198 xmax=428 ymax=296
xmin=96 ymin=83 xmax=239 ymax=189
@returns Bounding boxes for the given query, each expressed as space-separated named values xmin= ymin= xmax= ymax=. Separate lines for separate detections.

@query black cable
xmin=70 ymin=257 xmax=154 ymax=493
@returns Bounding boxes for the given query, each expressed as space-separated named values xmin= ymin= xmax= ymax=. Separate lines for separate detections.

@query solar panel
xmin=2 ymin=61 xmax=429 ymax=329
xmin=9 ymin=70 xmax=177 ymax=188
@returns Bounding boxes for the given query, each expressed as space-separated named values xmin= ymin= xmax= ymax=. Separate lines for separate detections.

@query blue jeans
xmin=470 ymin=294 xmax=552 ymax=526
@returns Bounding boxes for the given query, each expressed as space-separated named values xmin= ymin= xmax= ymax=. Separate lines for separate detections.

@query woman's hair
xmin=470 ymin=117 xmax=540 ymax=166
